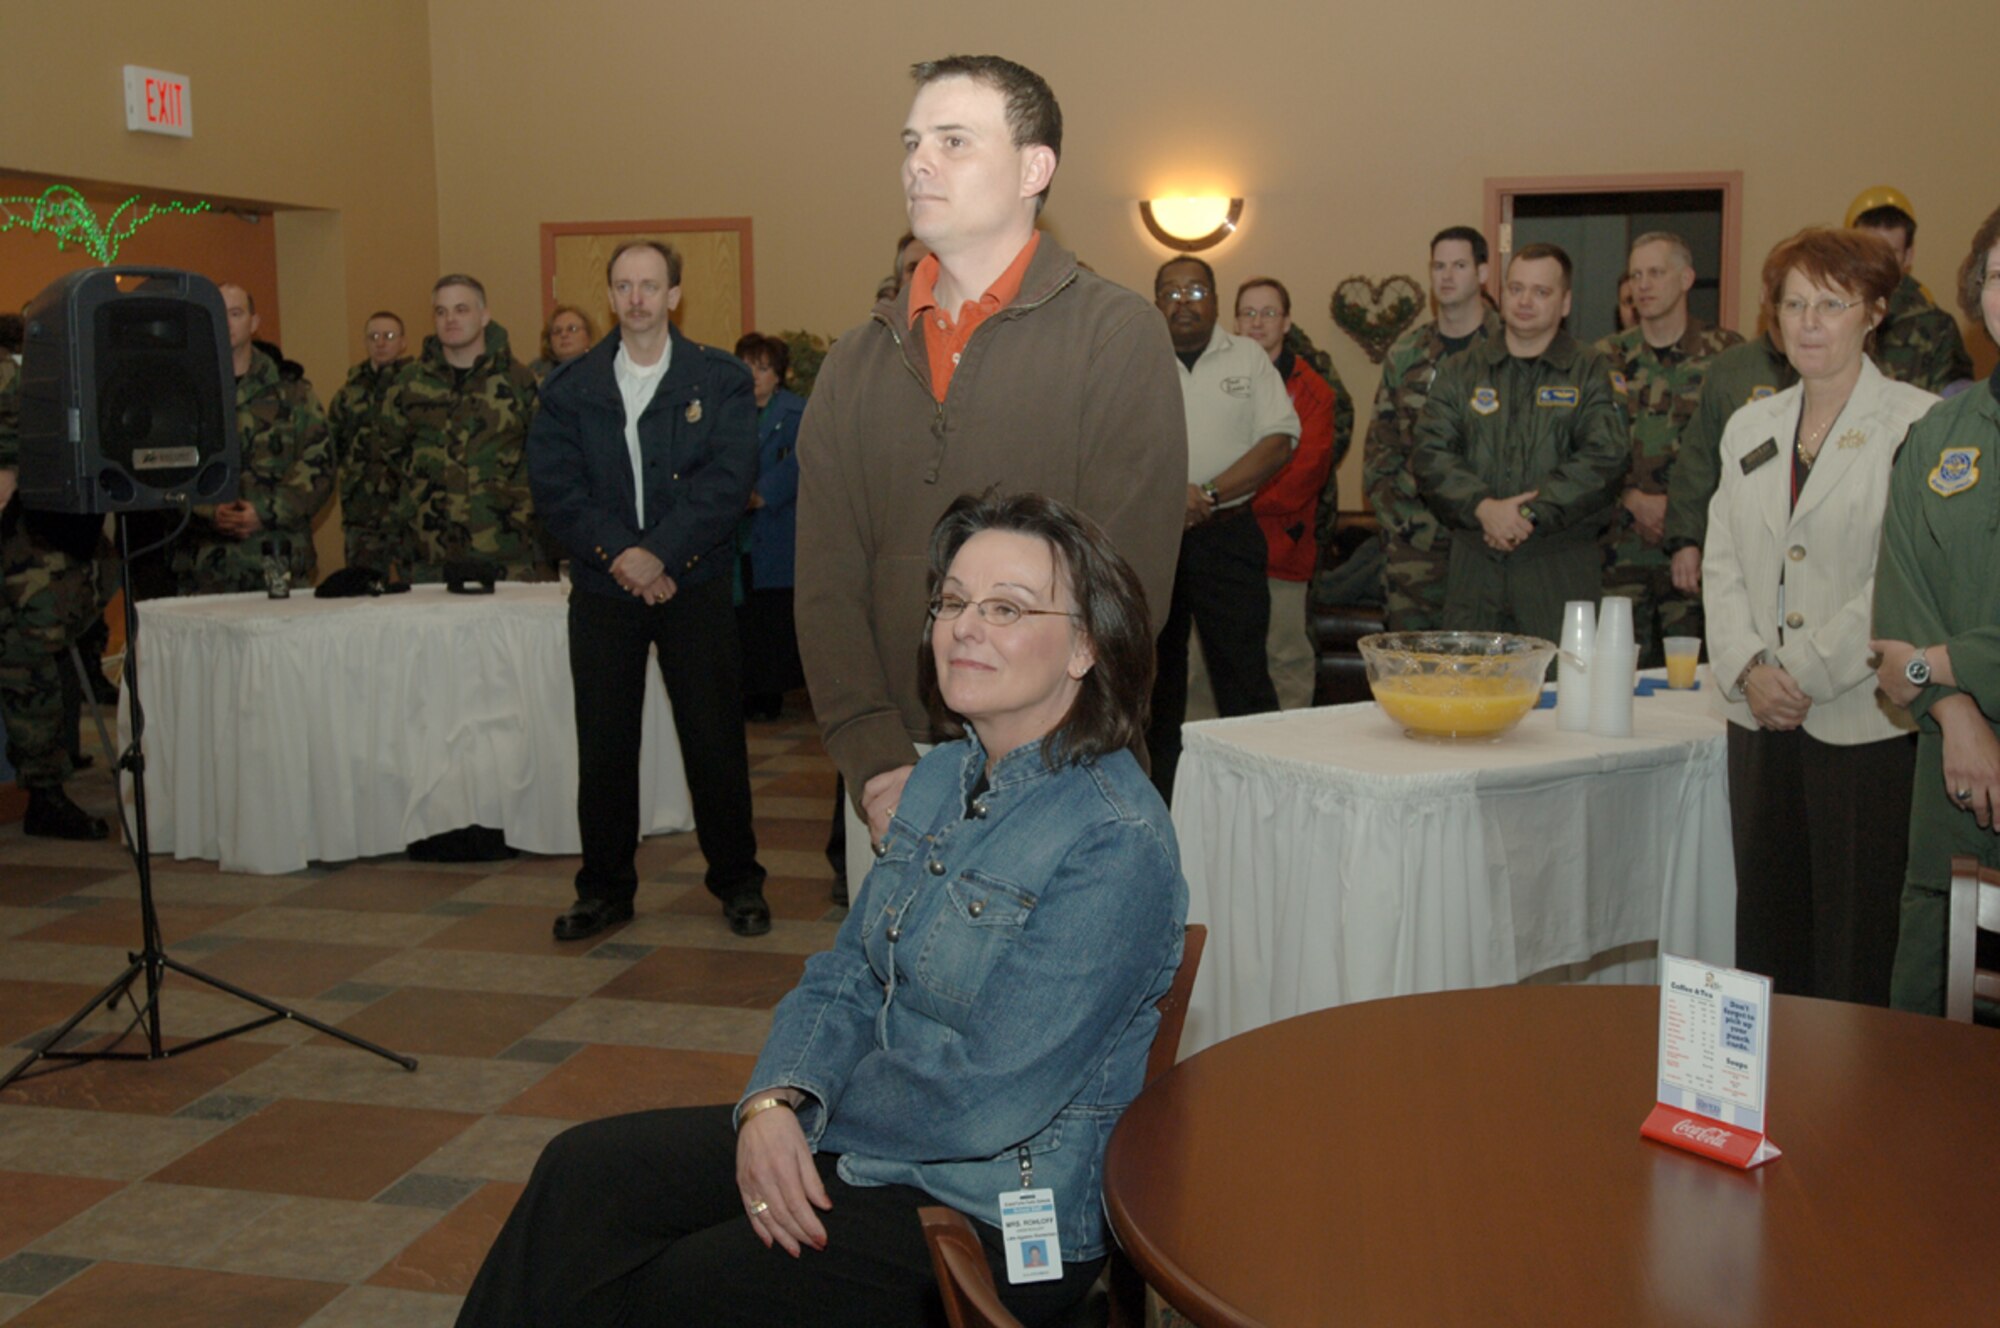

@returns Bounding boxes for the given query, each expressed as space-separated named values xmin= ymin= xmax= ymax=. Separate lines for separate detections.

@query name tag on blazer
xmin=1740 ymin=438 xmax=1779 ymax=474
xmin=1536 ymin=386 xmax=1579 ymax=408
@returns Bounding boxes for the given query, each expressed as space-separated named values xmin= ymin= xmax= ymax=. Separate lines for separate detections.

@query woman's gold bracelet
xmin=738 ymin=1095 xmax=796 ymax=1129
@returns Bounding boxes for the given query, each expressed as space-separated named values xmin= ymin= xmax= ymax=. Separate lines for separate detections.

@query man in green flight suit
xmin=1852 ymin=198 xmax=1974 ymax=395
xmin=1868 ymin=206 xmax=2000 ymax=1016
xmin=327 ymin=310 xmax=413 ymax=573
xmin=1365 ymin=225 xmax=1502 ymax=630
xmin=1595 ymin=232 xmax=1743 ymax=665
xmin=174 ymin=283 xmax=332 ymax=593
xmin=381 ymin=275 xmax=544 ymax=583
xmin=0 ymin=372 xmax=109 ymax=838
xmin=1411 ymin=243 xmax=1629 ymax=643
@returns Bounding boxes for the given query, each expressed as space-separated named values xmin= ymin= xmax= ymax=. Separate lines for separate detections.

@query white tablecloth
xmin=120 ymin=584 xmax=693 ymax=873
xmin=1173 ymin=683 xmax=1735 ymax=1055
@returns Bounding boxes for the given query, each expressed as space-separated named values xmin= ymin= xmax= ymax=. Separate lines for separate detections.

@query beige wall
xmin=427 ymin=0 xmax=1991 ymax=509
xmin=2 ymin=0 xmax=441 ymax=569
xmin=8 ymin=3 xmax=1988 ymax=520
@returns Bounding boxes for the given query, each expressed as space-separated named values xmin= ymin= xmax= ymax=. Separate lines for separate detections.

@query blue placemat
xmin=1537 ymin=679 xmax=1700 ymax=709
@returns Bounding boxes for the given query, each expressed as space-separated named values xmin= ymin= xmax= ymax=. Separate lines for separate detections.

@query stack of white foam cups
xmin=1556 ymin=599 xmax=1596 ymax=733
xmin=1588 ymin=595 xmax=1637 ymax=738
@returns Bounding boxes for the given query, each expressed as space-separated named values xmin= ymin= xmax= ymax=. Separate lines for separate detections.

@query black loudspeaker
xmin=18 ymin=267 xmax=239 ymax=515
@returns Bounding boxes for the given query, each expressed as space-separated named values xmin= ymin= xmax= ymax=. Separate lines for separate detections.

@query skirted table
xmin=119 ymin=583 xmax=693 ymax=873
xmin=1171 ymin=683 xmax=1734 ymax=1054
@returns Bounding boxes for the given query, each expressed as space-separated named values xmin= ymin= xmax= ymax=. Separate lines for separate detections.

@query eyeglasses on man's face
xmin=1237 ymin=306 xmax=1284 ymax=322
xmin=366 ymin=330 xmax=403 ymax=342
xmin=929 ymin=595 xmax=1079 ymax=627
xmin=1156 ymin=284 xmax=1211 ymax=305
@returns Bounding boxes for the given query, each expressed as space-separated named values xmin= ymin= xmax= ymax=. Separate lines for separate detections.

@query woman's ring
xmin=748 ymin=1200 xmax=769 ymax=1217
xmin=1957 ymin=788 xmax=1974 ymax=802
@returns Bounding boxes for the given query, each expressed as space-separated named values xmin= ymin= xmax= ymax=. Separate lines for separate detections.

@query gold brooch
xmin=685 ymin=399 xmax=702 ymax=424
xmin=1835 ymin=429 xmax=1866 ymax=451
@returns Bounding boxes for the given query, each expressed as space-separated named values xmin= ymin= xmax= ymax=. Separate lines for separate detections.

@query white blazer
xmin=1703 ymin=357 xmax=1937 ymax=742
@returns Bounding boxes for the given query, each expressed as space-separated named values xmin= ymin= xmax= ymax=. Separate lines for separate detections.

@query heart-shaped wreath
xmin=1331 ymin=275 xmax=1425 ymax=364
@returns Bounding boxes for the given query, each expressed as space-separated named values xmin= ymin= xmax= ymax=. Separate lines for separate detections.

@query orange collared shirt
xmin=906 ymin=232 xmax=1041 ymax=401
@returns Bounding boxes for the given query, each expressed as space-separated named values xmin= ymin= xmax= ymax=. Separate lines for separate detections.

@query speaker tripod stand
xmin=0 ymin=515 xmax=415 ymax=1092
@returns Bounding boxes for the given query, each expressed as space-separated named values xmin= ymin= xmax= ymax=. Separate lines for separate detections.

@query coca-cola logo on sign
xmin=1671 ymin=1119 xmax=1733 ymax=1148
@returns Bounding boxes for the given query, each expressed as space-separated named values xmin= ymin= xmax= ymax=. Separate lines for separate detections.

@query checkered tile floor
xmin=0 ymin=706 xmax=844 ymax=1326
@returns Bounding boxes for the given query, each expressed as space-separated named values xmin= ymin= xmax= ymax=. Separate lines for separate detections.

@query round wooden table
xmin=1103 ymin=985 xmax=1999 ymax=1326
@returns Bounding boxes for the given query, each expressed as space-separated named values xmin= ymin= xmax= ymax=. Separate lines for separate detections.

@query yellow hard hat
xmin=1846 ymin=185 xmax=1915 ymax=228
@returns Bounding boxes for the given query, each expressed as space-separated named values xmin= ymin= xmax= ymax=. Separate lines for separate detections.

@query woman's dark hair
xmin=733 ymin=332 xmax=790 ymax=381
xmin=919 ymin=491 xmax=1153 ymax=767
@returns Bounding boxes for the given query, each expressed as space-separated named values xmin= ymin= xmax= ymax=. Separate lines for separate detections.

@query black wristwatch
xmin=1904 ymin=649 xmax=1933 ymax=689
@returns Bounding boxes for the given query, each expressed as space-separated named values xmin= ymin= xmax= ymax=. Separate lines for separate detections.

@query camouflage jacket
xmin=1662 ymin=334 xmax=1796 ymax=553
xmin=1411 ymin=329 xmax=1630 ymax=553
xmin=180 ymin=349 xmax=331 ymax=590
xmin=384 ymin=321 xmax=544 ymax=580
xmin=1594 ymin=318 xmax=1744 ymax=565
xmin=328 ymin=355 xmax=411 ymax=552
xmin=1875 ymin=275 xmax=1973 ymax=395
xmin=1364 ymin=308 xmax=1502 ymax=550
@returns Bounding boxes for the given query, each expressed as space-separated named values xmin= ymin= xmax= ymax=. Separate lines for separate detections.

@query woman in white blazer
xmin=1704 ymin=227 xmax=1938 ymax=1004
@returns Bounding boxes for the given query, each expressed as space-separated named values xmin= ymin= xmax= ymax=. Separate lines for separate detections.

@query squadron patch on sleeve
xmin=1928 ymin=447 xmax=1980 ymax=497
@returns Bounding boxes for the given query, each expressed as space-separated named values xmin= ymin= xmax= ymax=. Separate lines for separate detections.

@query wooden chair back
xmin=920 ymin=1205 xmax=1024 ymax=1328
xmin=1946 ymin=855 xmax=2000 ymax=1023
xmin=1108 ymin=922 xmax=1208 ymax=1328
xmin=1145 ymin=923 xmax=1207 ymax=1085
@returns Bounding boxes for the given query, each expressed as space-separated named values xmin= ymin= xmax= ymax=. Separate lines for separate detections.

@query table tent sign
xmin=1641 ymin=954 xmax=1782 ymax=1169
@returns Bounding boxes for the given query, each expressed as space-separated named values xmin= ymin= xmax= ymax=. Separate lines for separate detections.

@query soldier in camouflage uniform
xmin=1854 ymin=203 xmax=1975 ymax=394
xmin=175 ymin=284 xmax=332 ymax=594
xmin=0 ymin=372 xmax=109 ymax=838
xmin=327 ymin=310 xmax=413 ymax=572
xmin=1365 ymin=225 xmax=1501 ymax=629
xmin=1595 ymin=233 xmax=1743 ymax=665
xmin=1660 ymin=331 xmax=1796 ymax=599
xmin=1294 ymin=325 xmax=1355 ymax=567
xmin=382 ymin=275 xmax=545 ymax=583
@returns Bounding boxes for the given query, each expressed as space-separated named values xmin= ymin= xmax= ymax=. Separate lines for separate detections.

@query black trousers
xmin=1147 ymin=511 xmax=1278 ymax=803
xmin=568 ymin=579 xmax=761 ymax=902
xmin=1727 ymin=723 xmax=1916 ymax=1005
xmin=454 ymin=1104 xmax=1103 ymax=1328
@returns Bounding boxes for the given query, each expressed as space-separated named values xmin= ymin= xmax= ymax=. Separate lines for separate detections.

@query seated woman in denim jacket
xmin=457 ymin=492 xmax=1188 ymax=1328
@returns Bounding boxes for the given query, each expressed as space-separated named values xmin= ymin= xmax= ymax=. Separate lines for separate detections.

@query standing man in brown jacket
xmin=797 ymin=55 xmax=1186 ymax=894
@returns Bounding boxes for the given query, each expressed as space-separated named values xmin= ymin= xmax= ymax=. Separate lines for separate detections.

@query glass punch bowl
xmin=1356 ymin=631 xmax=1557 ymax=742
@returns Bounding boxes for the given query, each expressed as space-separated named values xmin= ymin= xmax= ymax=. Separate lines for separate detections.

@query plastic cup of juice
xmin=1663 ymin=636 xmax=1701 ymax=689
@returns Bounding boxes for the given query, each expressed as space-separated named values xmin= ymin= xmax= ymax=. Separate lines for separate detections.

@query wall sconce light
xmin=1140 ymin=196 xmax=1244 ymax=252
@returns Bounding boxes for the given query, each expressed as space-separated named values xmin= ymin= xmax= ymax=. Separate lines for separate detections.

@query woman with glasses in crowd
xmin=457 ymin=491 xmax=1188 ymax=1327
xmin=1870 ymin=203 xmax=2000 ymax=1016
xmin=532 ymin=303 xmax=595 ymax=381
xmin=1703 ymin=227 xmax=1937 ymax=1004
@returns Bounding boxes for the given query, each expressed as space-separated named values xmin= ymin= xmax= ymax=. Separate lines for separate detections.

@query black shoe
xmin=552 ymin=898 xmax=633 ymax=941
xmin=24 ymin=787 xmax=110 ymax=841
xmin=830 ymin=872 xmax=849 ymax=908
xmin=724 ymin=890 xmax=772 ymax=938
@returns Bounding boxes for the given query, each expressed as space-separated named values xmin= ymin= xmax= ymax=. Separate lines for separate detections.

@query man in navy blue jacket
xmin=528 ymin=241 xmax=768 ymax=940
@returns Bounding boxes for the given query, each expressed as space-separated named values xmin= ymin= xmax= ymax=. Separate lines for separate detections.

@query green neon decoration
xmin=0 ymin=184 xmax=213 ymax=265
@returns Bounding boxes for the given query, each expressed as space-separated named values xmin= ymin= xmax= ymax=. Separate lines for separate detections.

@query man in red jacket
xmin=1235 ymin=277 xmax=1336 ymax=708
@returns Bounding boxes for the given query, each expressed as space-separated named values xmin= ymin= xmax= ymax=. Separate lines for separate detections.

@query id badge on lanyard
xmin=998 ymin=1146 xmax=1062 ymax=1283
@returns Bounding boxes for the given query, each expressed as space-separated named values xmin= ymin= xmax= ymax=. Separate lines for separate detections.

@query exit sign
xmin=124 ymin=66 xmax=192 ymax=137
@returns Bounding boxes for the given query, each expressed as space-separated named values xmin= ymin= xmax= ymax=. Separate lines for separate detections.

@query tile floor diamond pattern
xmin=0 ymin=707 xmax=845 ymax=1323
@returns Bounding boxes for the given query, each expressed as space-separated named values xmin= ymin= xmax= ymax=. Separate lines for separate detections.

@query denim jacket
xmin=744 ymin=734 xmax=1187 ymax=1260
